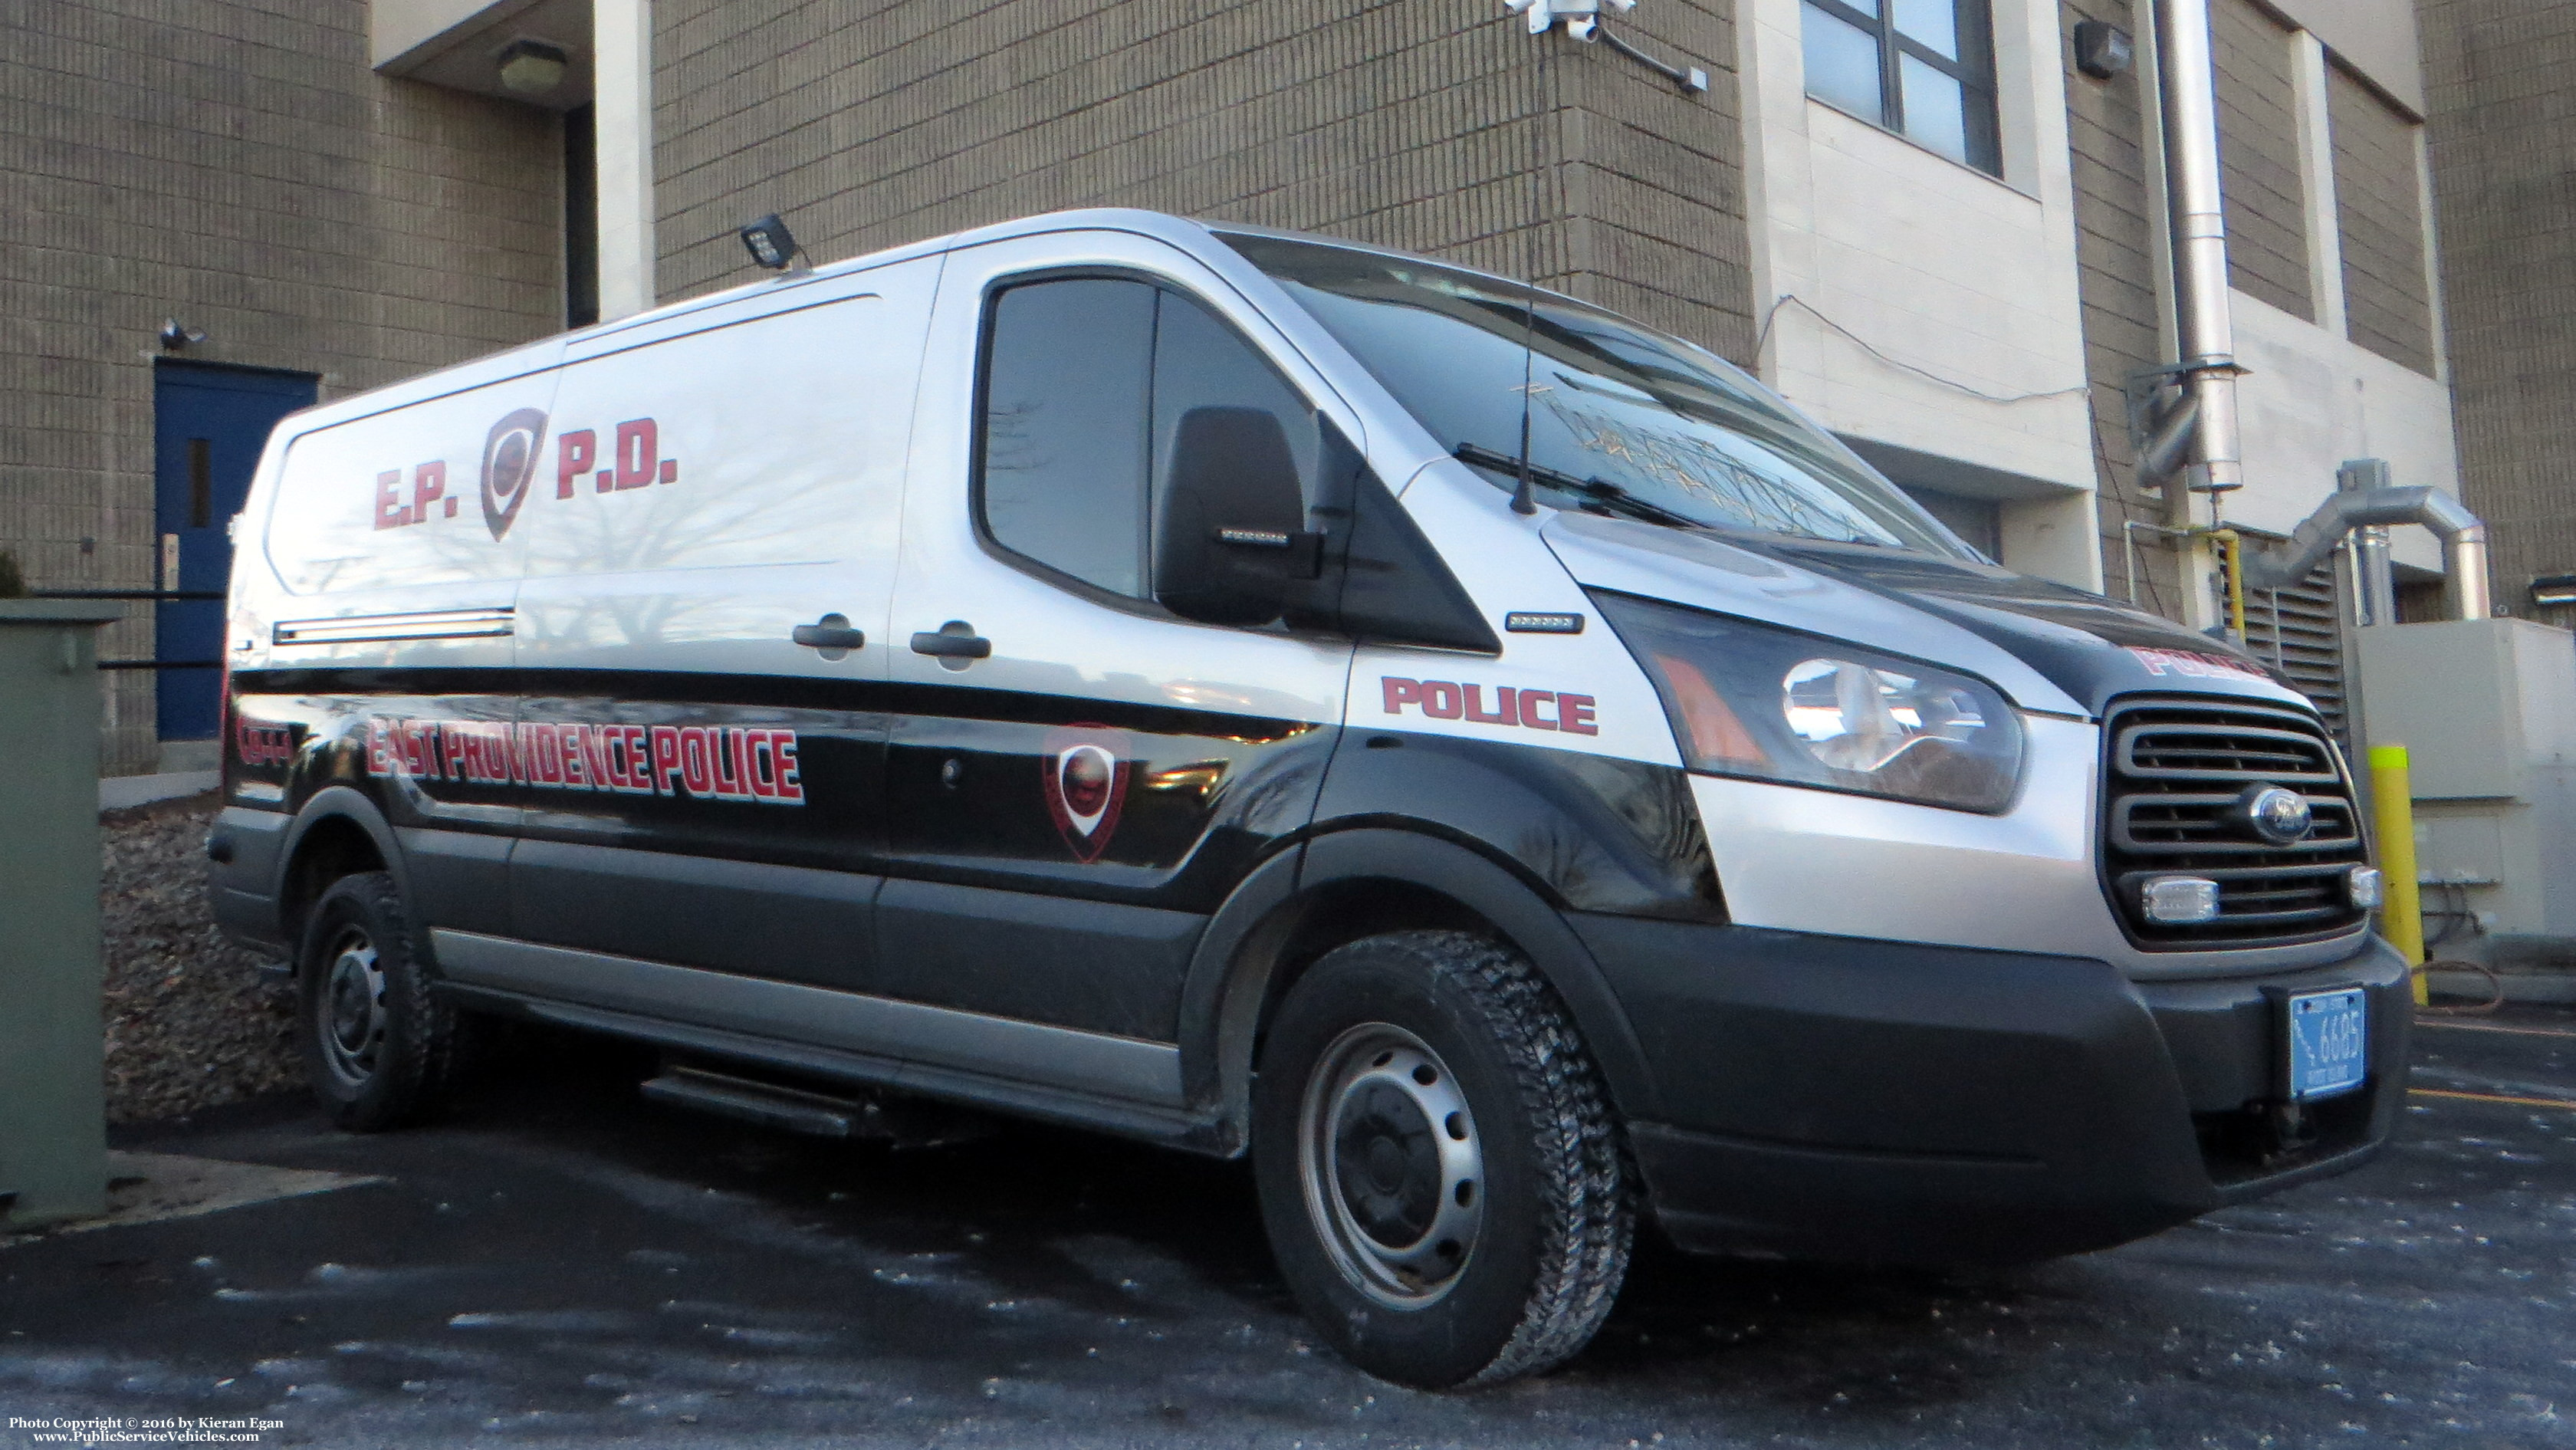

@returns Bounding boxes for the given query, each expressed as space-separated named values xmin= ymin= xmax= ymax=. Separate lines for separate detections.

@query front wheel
xmin=296 ymin=871 xmax=471 ymax=1132
xmin=1252 ymin=930 xmax=1634 ymax=1387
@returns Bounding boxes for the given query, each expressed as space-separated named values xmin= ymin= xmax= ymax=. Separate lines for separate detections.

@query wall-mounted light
xmin=158 ymin=319 xmax=205 ymax=350
xmin=739 ymin=213 xmax=801 ymax=272
xmin=2074 ymin=21 xmax=2134 ymax=80
xmin=497 ymin=38 xmax=570 ymax=96
xmin=2531 ymin=572 xmax=2576 ymax=608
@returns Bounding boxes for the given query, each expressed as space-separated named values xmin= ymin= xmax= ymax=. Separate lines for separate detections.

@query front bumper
xmin=1572 ymin=915 xmax=2411 ymax=1265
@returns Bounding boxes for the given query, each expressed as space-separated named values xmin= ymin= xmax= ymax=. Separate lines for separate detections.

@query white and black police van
xmin=210 ymin=209 xmax=2404 ymax=1387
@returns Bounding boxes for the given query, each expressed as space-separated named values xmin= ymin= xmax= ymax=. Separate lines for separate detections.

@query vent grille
xmin=2101 ymin=699 xmax=2371 ymax=950
xmin=2235 ymin=553 xmax=2350 ymax=748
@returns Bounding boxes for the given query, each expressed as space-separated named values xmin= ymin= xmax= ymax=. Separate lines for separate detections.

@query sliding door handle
xmin=909 ymin=622 xmax=991 ymax=661
xmin=792 ymin=613 xmax=864 ymax=658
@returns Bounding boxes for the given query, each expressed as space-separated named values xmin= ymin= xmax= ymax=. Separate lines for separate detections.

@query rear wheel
xmin=296 ymin=871 xmax=470 ymax=1131
xmin=1252 ymin=930 xmax=1633 ymax=1387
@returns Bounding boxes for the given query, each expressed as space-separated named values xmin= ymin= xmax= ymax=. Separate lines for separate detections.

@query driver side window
xmin=976 ymin=275 xmax=1319 ymax=603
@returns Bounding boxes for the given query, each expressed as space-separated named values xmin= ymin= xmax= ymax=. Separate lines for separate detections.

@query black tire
xmin=295 ymin=871 xmax=471 ymax=1132
xmin=1251 ymin=929 xmax=1633 ymax=1388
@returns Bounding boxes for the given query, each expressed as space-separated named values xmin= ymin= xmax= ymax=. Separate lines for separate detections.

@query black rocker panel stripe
xmin=225 ymin=666 xmax=1721 ymax=1042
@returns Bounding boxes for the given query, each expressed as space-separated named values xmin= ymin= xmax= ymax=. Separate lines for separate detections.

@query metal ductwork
xmin=2151 ymin=0 xmax=2242 ymax=501
xmin=2239 ymin=464 xmax=2493 ymax=621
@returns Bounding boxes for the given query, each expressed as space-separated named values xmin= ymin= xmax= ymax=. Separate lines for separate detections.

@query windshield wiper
xmin=1451 ymin=444 xmax=1705 ymax=530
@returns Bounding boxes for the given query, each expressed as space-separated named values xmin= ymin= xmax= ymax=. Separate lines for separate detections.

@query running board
xmin=640 ymin=1065 xmax=871 ymax=1139
xmin=638 ymin=1064 xmax=999 ymax=1147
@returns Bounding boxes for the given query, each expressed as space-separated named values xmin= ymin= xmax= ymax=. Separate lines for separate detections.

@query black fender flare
xmin=273 ymin=785 xmax=413 ymax=949
xmin=1176 ymin=827 xmax=1660 ymax=1155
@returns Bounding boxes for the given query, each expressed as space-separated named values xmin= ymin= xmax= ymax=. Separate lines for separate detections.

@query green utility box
xmin=0 ymin=600 xmax=123 ymax=1230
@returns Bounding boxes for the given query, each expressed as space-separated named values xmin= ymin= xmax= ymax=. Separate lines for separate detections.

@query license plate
xmin=2287 ymin=988 xmax=2369 ymax=1101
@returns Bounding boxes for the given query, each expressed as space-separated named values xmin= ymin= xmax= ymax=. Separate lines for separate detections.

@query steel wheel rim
xmin=1296 ymin=1022 xmax=1485 ymax=1308
xmin=320 ymin=926 xmax=388 ymax=1089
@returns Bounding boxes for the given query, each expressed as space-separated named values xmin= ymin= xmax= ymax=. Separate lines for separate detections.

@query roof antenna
xmin=1503 ymin=2 xmax=1562 ymax=517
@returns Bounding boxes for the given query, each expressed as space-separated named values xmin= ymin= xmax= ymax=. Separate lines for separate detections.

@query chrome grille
xmin=2101 ymin=699 xmax=2371 ymax=949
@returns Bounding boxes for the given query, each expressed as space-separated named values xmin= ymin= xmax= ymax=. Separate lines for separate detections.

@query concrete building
xmin=2 ymin=0 xmax=570 ymax=777
xmin=2420 ymin=0 xmax=2576 ymax=631
xmin=0 ymin=0 xmax=2548 ymax=774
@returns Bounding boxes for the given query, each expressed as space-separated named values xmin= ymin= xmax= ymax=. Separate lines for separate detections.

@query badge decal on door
xmin=1043 ymin=725 xmax=1132 ymax=863
xmin=479 ymin=408 xmax=548 ymax=540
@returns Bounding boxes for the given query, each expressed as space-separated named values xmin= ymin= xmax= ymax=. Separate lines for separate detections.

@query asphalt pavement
xmin=3 ymin=1008 xmax=2571 ymax=1448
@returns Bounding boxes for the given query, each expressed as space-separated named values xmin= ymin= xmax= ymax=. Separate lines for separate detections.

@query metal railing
xmin=27 ymin=590 xmax=225 ymax=669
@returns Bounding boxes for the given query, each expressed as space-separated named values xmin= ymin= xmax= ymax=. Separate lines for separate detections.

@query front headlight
xmin=1595 ymin=590 xmax=2026 ymax=812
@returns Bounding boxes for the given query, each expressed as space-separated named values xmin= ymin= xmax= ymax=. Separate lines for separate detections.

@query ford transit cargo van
xmin=209 ymin=209 xmax=2407 ymax=1387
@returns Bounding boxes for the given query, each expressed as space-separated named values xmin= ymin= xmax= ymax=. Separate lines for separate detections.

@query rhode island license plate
xmin=2287 ymin=988 xmax=2369 ymax=1101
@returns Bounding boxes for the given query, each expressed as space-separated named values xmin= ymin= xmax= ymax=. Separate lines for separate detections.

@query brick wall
xmin=0 ymin=0 xmax=562 ymax=774
xmin=2331 ymin=58 xmax=2437 ymax=376
xmin=2420 ymin=0 xmax=2576 ymax=624
xmin=2213 ymin=0 xmax=2312 ymax=321
xmin=2060 ymin=0 xmax=2189 ymax=620
xmin=651 ymin=0 xmax=1755 ymax=360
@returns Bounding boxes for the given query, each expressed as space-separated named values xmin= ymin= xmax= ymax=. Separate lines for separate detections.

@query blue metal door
xmin=153 ymin=362 xmax=314 ymax=741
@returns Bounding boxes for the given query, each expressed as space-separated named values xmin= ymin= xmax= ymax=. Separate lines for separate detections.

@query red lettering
xmin=557 ymin=430 xmax=597 ymax=498
xmin=624 ymin=727 xmax=652 ymax=792
xmin=1559 ymin=694 xmax=1598 ymax=736
xmin=1463 ymin=684 xmax=1512 ymax=725
xmin=600 ymin=728 xmax=633 ymax=791
xmin=659 ymin=459 xmax=679 ymax=485
xmin=1382 ymin=677 xmax=1421 ymax=714
xmin=534 ymin=726 xmax=565 ymax=784
xmin=373 ymin=470 xmax=410 ymax=529
xmin=650 ymin=725 xmax=685 ymax=795
xmin=678 ymin=727 xmax=714 ymax=796
xmin=614 ymin=419 xmax=659 ymax=491
xmin=412 ymin=462 xmax=448 ymax=521
xmin=1519 ymin=690 xmax=1558 ymax=731
xmin=573 ymin=724 xmax=608 ymax=791
xmin=771 ymin=732 xmax=803 ymax=803
xmin=1420 ymin=681 xmax=1462 ymax=719
xmin=367 ymin=721 xmax=393 ymax=776
xmin=715 ymin=727 xmax=749 ymax=799
xmin=748 ymin=733 xmax=778 ymax=799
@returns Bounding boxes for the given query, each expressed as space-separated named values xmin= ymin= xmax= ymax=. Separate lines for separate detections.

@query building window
xmin=1802 ymin=0 xmax=2002 ymax=175
xmin=564 ymin=104 xmax=599 ymax=329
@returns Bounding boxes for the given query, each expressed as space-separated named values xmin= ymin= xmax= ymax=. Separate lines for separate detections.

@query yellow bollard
xmin=2368 ymin=744 xmax=2428 ymax=1004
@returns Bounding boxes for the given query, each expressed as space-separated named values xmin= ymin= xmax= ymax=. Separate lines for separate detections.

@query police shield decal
xmin=480 ymin=407 xmax=548 ymax=539
xmin=1043 ymin=725 xmax=1132 ymax=863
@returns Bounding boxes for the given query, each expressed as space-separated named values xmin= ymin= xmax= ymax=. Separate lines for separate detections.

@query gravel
xmin=100 ymin=792 xmax=302 ymax=1124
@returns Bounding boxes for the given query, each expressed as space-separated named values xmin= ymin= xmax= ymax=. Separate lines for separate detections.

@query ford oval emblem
xmin=2242 ymin=784 xmax=2315 ymax=844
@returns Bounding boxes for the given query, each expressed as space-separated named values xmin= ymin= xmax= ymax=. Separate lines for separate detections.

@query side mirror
xmin=1155 ymin=406 xmax=1319 ymax=626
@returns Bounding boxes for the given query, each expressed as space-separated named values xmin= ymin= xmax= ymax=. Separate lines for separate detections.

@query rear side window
xmin=976 ymin=277 xmax=1319 ymax=603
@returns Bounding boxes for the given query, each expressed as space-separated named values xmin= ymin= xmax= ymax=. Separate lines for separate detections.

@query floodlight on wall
xmin=739 ymin=214 xmax=802 ymax=272
xmin=157 ymin=319 xmax=205 ymax=350
xmin=1503 ymin=0 xmax=1707 ymax=94
xmin=496 ymin=38 xmax=570 ymax=96
xmin=2074 ymin=21 xmax=2134 ymax=80
xmin=1504 ymin=0 xmax=1633 ymax=39
xmin=2532 ymin=573 xmax=2576 ymax=608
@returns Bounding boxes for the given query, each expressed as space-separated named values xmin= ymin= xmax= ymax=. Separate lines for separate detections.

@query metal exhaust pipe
xmin=2240 ymin=467 xmax=2492 ymax=621
xmin=2153 ymin=0 xmax=2242 ymax=503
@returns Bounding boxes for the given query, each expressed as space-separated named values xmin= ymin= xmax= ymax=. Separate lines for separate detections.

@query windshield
xmin=1217 ymin=232 xmax=1973 ymax=557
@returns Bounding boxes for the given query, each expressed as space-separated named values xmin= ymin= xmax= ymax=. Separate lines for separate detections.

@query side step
xmin=638 ymin=1064 xmax=997 ymax=1147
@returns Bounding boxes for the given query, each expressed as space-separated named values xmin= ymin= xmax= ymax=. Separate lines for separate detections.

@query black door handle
xmin=792 ymin=613 xmax=864 ymax=655
xmin=909 ymin=623 xmax=991 ymax=659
